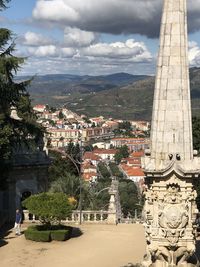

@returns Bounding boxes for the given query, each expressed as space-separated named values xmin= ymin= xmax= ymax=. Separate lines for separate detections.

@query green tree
xmin=119 ymin=180 xmax=141 ymax=217
xmin=48 ymin=150 xmax=79 ymax=184
xmin=81 ymin=179 xmax=110 ymax=210
xmin=23 ymin=192 xmax=73 ymax=226
xmin=192 ymin=117 xmax=200 ymax=210
xmin=114 ymin=145 xmax=129 ymax=164
xmin=0 ymin=0 xmax=10 ymax=10
xmin=0 ymin=1 xmax=43 ymax=188
xmin=192 ymin=116 xmax=200 ymax=154
xmin=98 ymin=162 xmax=111 ymax=180
xmin=58 ymin=110 xmax=64 ymax=119
xmin=119 ymin=121 xmax=132 ymax=131
xmin=49 ymin=173 xmax=80 ymax=199
xmin=84 ymin=144 xmax=93 ymax=152
xmin=109 ymin=162 xmax=124 ymax=179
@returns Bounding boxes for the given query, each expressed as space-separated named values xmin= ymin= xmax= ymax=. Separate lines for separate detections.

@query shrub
xmin=24 ymin=225 xmax=73 ymax=242
xmin=24 ymin=226 xmax=51 ymax=242
xmin=98 ymin=162 xmax=111 ymax=179
xmin=109 ymin=162 xmax=123 ymax=178
xmin=51 ymin=230 xmax=70 ymax=241
xmin=22 ymin=192 xmax=73 ymax=226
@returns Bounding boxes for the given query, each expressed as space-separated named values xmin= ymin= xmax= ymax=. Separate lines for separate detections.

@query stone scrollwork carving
xmin=142 ymin=177 xmax=197 ymax=266
xmin=159 ymin=205 xmax=188 ymax=230
xmin=142 ymin=0 xmax=200 ymax=265
xmin=165 ymin=183 xmax=182 ymax=204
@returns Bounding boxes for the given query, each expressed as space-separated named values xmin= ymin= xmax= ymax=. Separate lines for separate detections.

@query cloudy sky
xmin=1 ymin=0 xmax=200 ymax=76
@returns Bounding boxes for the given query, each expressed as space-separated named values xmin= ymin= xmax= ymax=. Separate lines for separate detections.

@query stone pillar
xmin=71 ymin=213 xmax=75 ymax=222
xmin=81 ymin=213 xmax=84 ymax=223
xmin=100 ymin=214 xmax=103 ymax=222
xmin=23 ymin=210 xmax=29 ymax=222
xmin=142 ymin=0 xmax=200 ymax=266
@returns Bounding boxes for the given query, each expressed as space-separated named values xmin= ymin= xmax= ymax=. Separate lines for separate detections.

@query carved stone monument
xmin=107 ymin=179 xmax=122 ymax=224
xmin=142 ymin=0 xmax=200 ymax=266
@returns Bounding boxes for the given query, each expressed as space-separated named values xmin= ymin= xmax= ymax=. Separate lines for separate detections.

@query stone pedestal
xmin=107 ymin=191 xmax=117 ymax=224
xmin=150 ymin=262 xmax=196 ymax=267
xmin=141 ymin=0 xmax=200 ymax=266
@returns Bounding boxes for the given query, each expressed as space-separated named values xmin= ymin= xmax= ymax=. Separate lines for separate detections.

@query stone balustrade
xmin=23 ymin=209 xmax=111 ymax=224
xmin=66 ymin=210 xmax=109 ymax=223
xmin=23 ymin=210 xmax=38 ymax=222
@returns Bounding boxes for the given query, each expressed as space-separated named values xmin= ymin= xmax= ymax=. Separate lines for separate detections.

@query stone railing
xmin=23 ymin=210 xmax=112 ymax=224
xmin=66 ymin=210 xmax=109 ymax=223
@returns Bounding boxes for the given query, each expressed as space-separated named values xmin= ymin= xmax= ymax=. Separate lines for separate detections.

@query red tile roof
xmin=93 ymin=149 xmax=117 ymax=155
xmin=34 ymin=104 xmax=46 ymax=109
xmin=130 ymin=151 xmax=144 ymax=158
xmin=126 ymin=158 xmax=141 ymax=165
xmin=83 ymin=152 xmax=101 ymax=161
xmin=82 ymin=162 xmax=97 ymax=170
xmin=83 ymin=172 xmax=97 ymax=181
xmin=112 ymin=138 xmax=146 ymax=141
xmin=120 ymin=164 xmax=144 ymax=177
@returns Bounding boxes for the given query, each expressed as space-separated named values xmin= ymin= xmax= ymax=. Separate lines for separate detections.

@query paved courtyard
xmin=0 ymin=223 xmax=146 ymax=267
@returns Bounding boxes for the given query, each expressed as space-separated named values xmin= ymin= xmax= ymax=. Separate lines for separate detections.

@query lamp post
xmin=78 ymin=135 xmax=83 ymax=225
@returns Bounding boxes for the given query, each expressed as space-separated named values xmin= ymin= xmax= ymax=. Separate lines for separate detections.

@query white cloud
xmin=22 ymin=31 xmax=53 ymax=46
xmin=16 ymin=38 xmax=154 ymax=75
xmin=33 ymin=0 xmax=79 ymax=23
xmin=189 ymin=41 xmax=200 ymax=66
xmin=61 ymin=47 xmax=77 ymax=57
xmin=28 ymin=45 xmax=58 ymax=57
xmin=64 ymin=27 xmax=97 ymax=47
xmin=80 ymin=39 xmax=152 ymax=63
xmin=20 ymin=55 xmax=155 ymax=76
xmin=32 ymin=0 xmax=200 ymax=38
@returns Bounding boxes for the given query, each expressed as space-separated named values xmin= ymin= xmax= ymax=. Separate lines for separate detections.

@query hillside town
xmin=2 ymin=1 xmax=200 ymax=267
xmin=33 ymin=104 xmax=150 ymax=190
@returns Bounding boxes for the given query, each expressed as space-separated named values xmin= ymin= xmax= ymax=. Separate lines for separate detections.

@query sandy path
xmin=0 ymin=224 xmax=146 ymax=267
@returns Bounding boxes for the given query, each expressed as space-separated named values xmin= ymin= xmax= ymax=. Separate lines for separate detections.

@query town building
xmin=111 ymin=138 xmax=149 ymax=152
xmin=83 ymin=152 xmax=101 ymax=166
xmin=33 ymin=104 xmax=46 ymax=113
xmin=82 ymin=162 xmax=98 ymax=182
xmin=48 ymin=129 xmax=80 ymax=148
xmin=82 ymin=127 xmax=114 ymax=143
xmin=130 ymin=121 xmax=150 ymax=131
xmin=119 ymin=164 xmax=144 ymax=183
xmin=93 ymin=148 xmax=117 ymax=161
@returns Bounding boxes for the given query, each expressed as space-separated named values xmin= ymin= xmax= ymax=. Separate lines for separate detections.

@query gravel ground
xmin=0 ymin=223 xmax=146 ymax=267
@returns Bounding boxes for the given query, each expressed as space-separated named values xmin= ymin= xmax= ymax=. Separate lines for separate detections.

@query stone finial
xmin=149 ymin=0 xmax=193 ymax=167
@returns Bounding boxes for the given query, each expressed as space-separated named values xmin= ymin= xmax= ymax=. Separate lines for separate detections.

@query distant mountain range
xmin=18 ymin=68 xmax=200 ymax=120
xmin=18 ymin=72 xmax=149 ymax=95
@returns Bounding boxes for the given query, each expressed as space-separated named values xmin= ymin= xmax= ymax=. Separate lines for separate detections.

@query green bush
xmin=51 ymin=230 xmax=70 ymax=241
xmin=22 ymin=192 xmax=73 ymax=226
xmin=24 ymin=227 xmax=51 ymax=242
xmin=98 ymin=162 xmax=111 ymax=179
xmin=109 ymin=162 xmax=123 ymax=178
xmin=24 ymin=225 xmax=73 ymax=242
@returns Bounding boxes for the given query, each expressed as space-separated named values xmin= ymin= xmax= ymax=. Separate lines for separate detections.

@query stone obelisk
xmin=142 ymin=0 xmax=200 ymax=266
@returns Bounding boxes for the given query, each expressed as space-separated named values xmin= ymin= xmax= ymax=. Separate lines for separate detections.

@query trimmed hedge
xmin=51 ymin=230 xmax=70 ymax=241
xmin=25 ymin=227 xmax=51 ymax=242
xmin=24 ymin=225 xmax=73 ymax=242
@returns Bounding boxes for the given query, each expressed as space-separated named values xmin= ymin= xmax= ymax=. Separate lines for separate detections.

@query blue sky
xmin=1 ymin=0 xmax=200 ymax=76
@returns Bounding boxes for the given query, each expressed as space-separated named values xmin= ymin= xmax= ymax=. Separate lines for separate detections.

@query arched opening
xmin=21 ymin=191 xmax=31 ymax=206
